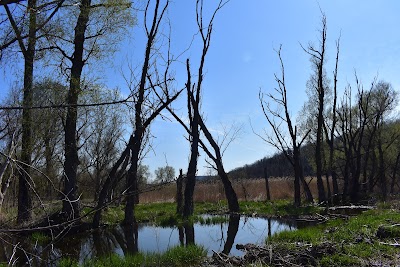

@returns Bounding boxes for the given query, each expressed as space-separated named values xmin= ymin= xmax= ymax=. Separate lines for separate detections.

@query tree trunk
xmin=325 ymin=172 xmax=331 ymax=205
xmin=301 ymin=174 xmax=313 ymax=203
xmin=331 ymin=170 xmax=339 ymax=204
xmin=123 ymin=134 xmax=142 ymax=226
xmin=44 ymin=136 xmax=54 ymax=199
xmin=213 ymin=167 xmax=239 ymax=211
xmin=217 ymin=165 xmax=239 ymax=212
xmin=342 ymin=148 xmax=351 ymax=203
xmin=222 ymin=215 xmax=239 ymax=254
xmin=63 ymin=0 xmax=91 ymax=219
xmin=315 ymin=116 xmax=326 ymax=204
xmin=368 ymin=150 xmax=377 ymax=193
xmin=17 ymin=0 xmax=37 ymax=224
xmin=350 ymin=171 xmax=360 ymax=203
xmin=184 ymin=222 xmax=195 ymax=245
xmin=264 ymin=167 xmax=271 ymax=201
xmin=93 ymin=137 xmax=131 ymax=228
xmin=176 ymin=169 xmax=184 ymax=215
xmin=362 ymin=150 xmax=371 ymax=193
xmin=62 ymin=0 xmax=92 ymax=220
xmin=378 ymin=141 xmax=387 ymax=201
xmin=390 ymin=151 xmax=400 ymax=194
xmin=183 ymin=120 xmax=199 ymax=217
xmin=293 ymin=148 xmax=302 ymax=207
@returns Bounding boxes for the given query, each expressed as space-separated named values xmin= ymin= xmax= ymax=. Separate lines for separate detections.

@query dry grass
xmin=139 ymin=177 xmax=332 ymax=203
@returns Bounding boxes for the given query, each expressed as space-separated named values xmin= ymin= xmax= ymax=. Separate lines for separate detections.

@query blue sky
xmin=1 ymin=0 xmax=400 ymax=178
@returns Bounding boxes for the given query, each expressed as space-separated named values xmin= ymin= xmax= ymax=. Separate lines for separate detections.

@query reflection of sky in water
xmin=0 ymin=216 xmax=296 ymax=266
xmin=107 ymin=216 xmax=296 ymax=256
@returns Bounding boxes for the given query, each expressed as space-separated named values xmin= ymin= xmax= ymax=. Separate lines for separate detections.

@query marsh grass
xmin=270 ymin=209 xmax=400 ymax=266
xmin=31 ymin=231 xmax=51 ymax=245
xmin=58 ymin=245 xmax=206 ymax=267
xmin=240 ymin=199 xmax=321 ymax=216
xmin=97 ymin=200 xmax=320 ymax=226
xmin=139 ymin=177 xmax=323 ymax=203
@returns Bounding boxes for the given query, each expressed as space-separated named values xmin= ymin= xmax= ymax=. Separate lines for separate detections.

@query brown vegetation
xmin=139 ymin=177 xmax=328 ymax=204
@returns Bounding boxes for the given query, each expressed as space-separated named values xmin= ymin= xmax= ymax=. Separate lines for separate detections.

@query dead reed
xmin=139 ymin=177 xmax=331 ymax=203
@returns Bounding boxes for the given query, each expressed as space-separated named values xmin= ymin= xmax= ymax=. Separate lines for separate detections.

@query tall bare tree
xmin=324 ymin=37 xmax=340 ymax=204
xmin=166 ymin=0 xmax=238 ymax=216
xmin=302 ymin=15 xmax=328 ymax=204
xmin=93 ymin=0 xmax=182 ymax=227
xmin=259 ymin=46 xmax=313 ymax=207
xmin=182 ymin=0 xmax=231 ymax=217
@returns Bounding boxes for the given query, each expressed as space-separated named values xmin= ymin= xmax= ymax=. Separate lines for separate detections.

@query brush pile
xmin=207 ymin=242 xmax=336 ymax=267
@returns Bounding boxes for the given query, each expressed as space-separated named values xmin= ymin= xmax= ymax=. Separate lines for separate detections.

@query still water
xmin=0 ymin=215 xmax=297 ymax=266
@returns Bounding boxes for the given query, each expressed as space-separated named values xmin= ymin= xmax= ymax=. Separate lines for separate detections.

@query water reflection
xmin=178 ymin=222 xmax=195 ymax=246
xmin=0 ymin=215 xmax=297 ymax=266
xmin=222 ymin=214 xmax=239 ymax=254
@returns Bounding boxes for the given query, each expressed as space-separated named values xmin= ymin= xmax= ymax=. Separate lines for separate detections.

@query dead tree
xmin=264 ymin=167 xmax=271 ymax=201
xmin=323 ymin=36 xmax=340 ymax=204
xmin=176 ymin=169 xmax=184 ymax=214
xmin=301 ymin=15 xmax=328 ymax=204
xmin=166 ymin=0 xmax=239 ymax=215
xmin=182 ymin=0 xmax=233 ymax=217
xmin=93 ymin=0 xmax=182 ymax=227
xmin=196 ymin=111 xmax=240 ymax=212
xmin=259 ymin=46 xmax=313 ymax=207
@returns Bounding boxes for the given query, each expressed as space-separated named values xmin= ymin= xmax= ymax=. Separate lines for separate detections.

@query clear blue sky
xmin=1 ymin=1 xmax=400 ymax=178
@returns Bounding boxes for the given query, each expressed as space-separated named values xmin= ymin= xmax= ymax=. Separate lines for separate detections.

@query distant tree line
xmin=229 ymin=149 xmax=315 ymax=179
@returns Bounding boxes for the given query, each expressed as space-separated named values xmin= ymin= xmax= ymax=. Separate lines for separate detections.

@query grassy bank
xmin=88 ymin=200 xmax=322 ymax=226
xmin=58 ymin=245 xmax=206 ymax=267
xmin=266 ymin=209 xmax=400 ymax=266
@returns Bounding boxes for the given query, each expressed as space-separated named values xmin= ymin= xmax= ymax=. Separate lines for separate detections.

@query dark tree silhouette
xmin=259 ymin=46 xmax=313 ymax=207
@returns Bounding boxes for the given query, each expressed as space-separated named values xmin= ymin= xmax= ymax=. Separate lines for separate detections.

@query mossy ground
xmin=269 ymin=209 xmax=400 ymax=266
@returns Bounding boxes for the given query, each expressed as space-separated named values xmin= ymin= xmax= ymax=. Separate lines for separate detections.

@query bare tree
xmin=165 ymin=0 xmax=238 ymax=216
xmin=182 ymin=0 xmax=231 ymax=217
xmin=301 ymin=14 xmax=328 ymax=204
xmin=259 ymin=46 xmax=313 ymax=207
xmin=196 ymin=112 xmax=240 ymax=212
xmin=93 ymin=0 xmax=183 ymax=227
xmin=324 ymin=36 xmax=340 ymax=204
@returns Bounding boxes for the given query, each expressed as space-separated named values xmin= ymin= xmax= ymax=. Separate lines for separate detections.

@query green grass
xmin=240 ymin=199 xmax=322 ymax=216
xmin=31 ymin=231 xmax=51 ymax=245
xmin=320 ymin=254 xmax=360 ymax=267
xmin=58 ymin=245 xmax=206 ymax=267
xmin=95 ymin=200 xmax=321 ymax=226
xmin=269 ymin=209 xmax=400 ymax=265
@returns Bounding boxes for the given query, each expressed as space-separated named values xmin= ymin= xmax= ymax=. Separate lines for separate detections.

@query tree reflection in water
xmin=0 ymin=215 xmax=298 ymax=265
xmin=178 ymin=222 xmax=195 ymax=246
xmin=222 ymin=215 xmax=240 ymax=254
